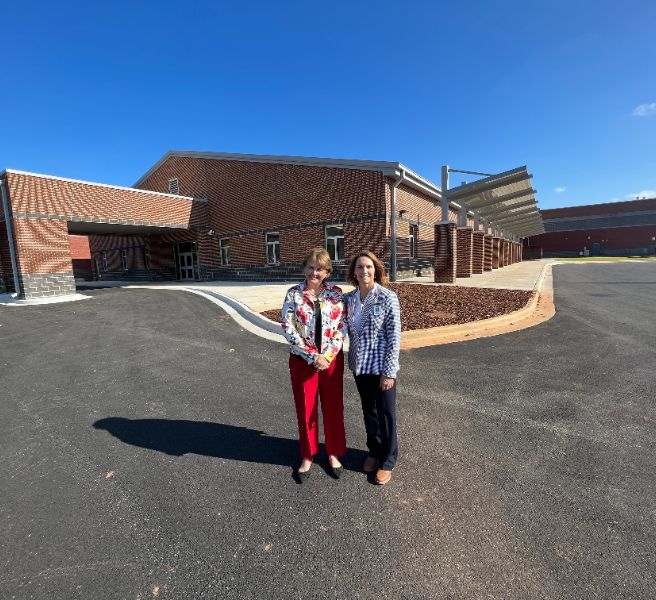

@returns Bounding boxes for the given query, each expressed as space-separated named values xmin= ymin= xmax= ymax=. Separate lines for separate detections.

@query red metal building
xmin=525 ymin=198 xmax=656 ymax=257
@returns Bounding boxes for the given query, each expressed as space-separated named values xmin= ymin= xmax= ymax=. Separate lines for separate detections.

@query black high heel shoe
xmin=295 ymin=466 xmax=312 ymax=484
xmin=328 ymin=458 xmax=344 ymax=479
xmin=330 ymin=465 xmax=344 ymax=479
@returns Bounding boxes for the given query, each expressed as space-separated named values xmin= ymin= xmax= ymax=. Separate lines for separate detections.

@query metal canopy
xmin=446 ymin=166 xmax=544 ymax=236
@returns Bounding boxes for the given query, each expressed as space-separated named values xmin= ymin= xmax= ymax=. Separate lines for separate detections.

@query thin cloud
xmin=554 ymin=187 xmax=566 ymax=193
xmin=625 ymin=189 xmax=656 ymax=199
xmin=632 ymin=103 xmax=656 ymax=117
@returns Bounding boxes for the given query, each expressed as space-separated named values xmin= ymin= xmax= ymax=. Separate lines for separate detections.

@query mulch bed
xmin=261 ymin=283 xmax=534 ymax=332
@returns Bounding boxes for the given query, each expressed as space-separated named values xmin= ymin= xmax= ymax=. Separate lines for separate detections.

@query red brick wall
xmin=13 ymin=217 xmax=73 ymax=274
xmin=542 ymin=198 xmax=656 ymax=220
xmin=68 ymin=235 xmax=90 ymax=259
xmin=526 ymin=224 xmax=656 ymax=253
xmin=6 ymin=172 xmax=198 ymax=227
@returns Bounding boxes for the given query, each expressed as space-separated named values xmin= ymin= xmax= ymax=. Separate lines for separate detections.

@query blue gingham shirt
xmin=344 ymin=283 xmax=401 ymax=378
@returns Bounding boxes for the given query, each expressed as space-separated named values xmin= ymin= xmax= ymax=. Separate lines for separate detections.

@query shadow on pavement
xmin=93 ymin=417 xmax=367 ymax=469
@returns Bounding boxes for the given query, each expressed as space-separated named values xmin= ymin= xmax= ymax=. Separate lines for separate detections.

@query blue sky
xmin=1 ymin=0 xmax=654 ymax=209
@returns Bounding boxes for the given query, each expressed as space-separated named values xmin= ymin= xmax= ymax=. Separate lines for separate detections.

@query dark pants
xmin=354 ymin=374 xmax=398 ymax=471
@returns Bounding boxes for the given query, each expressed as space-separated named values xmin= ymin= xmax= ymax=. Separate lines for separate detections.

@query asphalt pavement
xmin=1 ymin=263 xmax=655 ymax=599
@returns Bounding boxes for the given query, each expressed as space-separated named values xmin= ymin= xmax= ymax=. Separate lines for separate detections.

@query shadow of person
xmin=93 ymin=417 xmax=367 ymax=470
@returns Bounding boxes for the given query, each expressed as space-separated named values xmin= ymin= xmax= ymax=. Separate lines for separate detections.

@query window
xmin=102 ymin=252 xmax=108 ymax=271
xmin=266 ymin=232 xmax=280 ymax=264
xmin=220 ymin=238 xmax=231 ymax=265
xmin=168 ymin=178 xmax=180 ymax=194
xmin=121 ymin=249 xmax=128 ymax=271
xmin=325 ymin=225 xmax=344 ymax=261
xmin=409 ymin=224 xmax=418 ymax=258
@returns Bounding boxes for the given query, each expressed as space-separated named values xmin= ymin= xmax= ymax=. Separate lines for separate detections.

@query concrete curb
xmin=184 ymin=288 xmax=286 ymax=344
xmin=176 ymin=264 xmax=556 ymax=349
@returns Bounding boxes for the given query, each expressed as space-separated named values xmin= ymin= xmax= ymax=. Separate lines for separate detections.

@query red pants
xmin=288 ymin=352 xmax=346 ymax=461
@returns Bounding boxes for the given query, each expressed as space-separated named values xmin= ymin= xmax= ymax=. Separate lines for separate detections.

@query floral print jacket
xmin=281 ymin=281 xmax=346 ymax=364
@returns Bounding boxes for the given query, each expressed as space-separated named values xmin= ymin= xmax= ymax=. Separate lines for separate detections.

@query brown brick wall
xmin=492 ymin=237 xmax=501 ymax=269
xmin=456 ymin=227 xmax=473 ymax=278
xmin=0 ymin=224 xmax=13 ymax=279
xmin=139 ymin=156 xmax=386 ymax=235
xmin=472 ymin=231 xmax=485 ymax=274
xmin=484 ymin=235 xmax=493 ymax=271
xmin=278 ymin=226 xmax=325 ymax=263
xmin=345 ymin=219 xmax=387 ymax=260
xmin=383 ymin=179 xmax=443 ymax=266
xmin=434 ymin=222 xmax=457 ymax=283
xmin=137 ymin=157 xmax=391 ymax=268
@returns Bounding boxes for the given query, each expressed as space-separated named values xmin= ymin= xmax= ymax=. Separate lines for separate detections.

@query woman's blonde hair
xmin=347 ymin=250 xmax=389 ymax=287
xmin=302 ymin=248 xmax=333 ymax=279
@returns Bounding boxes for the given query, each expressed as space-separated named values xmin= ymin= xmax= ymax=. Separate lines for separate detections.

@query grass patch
xmin=553 ymin=256 xmax=656 ymax=261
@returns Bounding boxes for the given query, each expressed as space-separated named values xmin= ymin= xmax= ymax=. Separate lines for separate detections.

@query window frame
xmin=266 ymin=232 xmax=280 ymax=265
xmin=220 ymin=237 xmax=231 ymax=266
xmin=408 ymin=224 xmax=418 ymax=258
xmin=325 ymin=224 xmax=345 ymax=262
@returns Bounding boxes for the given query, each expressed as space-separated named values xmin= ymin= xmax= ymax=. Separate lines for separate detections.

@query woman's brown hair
xmin=347 ymin=250 xmax=389 ymax=287
xmin=302 ymin=248 xmax=333 ymax=279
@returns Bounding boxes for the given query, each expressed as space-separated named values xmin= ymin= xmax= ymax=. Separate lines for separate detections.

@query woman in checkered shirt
xmin=344 ymin=251 xmax=401 ymax=486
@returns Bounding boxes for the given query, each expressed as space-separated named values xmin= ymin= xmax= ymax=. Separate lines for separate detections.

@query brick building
xmin=1 ymin=151 xmax=533 ymax=299
xmin=525 ymin=198 xmax=656 ymax=257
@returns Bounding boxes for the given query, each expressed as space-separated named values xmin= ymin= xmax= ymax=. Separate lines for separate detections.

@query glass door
xmin=174 ymin=241 xmax=198 ymax=280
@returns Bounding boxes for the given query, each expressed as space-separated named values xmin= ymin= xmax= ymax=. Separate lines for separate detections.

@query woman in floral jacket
xmin=281 ymin=248 xmax=346 ymax=482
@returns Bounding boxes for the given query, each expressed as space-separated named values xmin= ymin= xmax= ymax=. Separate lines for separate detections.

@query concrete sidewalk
xmin=71 ymin=259 xmax=551 ymax=311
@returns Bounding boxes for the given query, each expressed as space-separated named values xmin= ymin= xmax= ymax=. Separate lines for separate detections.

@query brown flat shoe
xmin=375 ymin=469 xmax=392 ymax=485
xmin=362 ymin=456 xmax=378 ymax=473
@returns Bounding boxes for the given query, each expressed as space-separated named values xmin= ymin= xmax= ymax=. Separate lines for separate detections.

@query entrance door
xmin=174 ymin=241 xmax=198 ymax=280
xmin=178 ymin=252 xmax=195 ymax=279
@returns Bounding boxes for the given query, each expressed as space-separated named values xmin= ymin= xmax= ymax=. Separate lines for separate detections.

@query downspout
xmin=0 ymin=178 xmax=21 ymax=297
xmin=389 ymin=169 xmax=405 ymax=282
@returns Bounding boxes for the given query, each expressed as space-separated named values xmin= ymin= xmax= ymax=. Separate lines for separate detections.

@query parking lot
xmin=1 ymin=263 xmax=655 ymax=599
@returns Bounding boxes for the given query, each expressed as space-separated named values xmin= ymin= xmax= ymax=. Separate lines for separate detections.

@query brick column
xmin=434 ymin=222 xmax=457 ymax=283
xmin=492 ymin=237 xmax=502 ymax=269
xmin=519 ymin=243 xmax=523 ymax=262
xmin=456 ymin=227 xmax=473 ymax=278
xmin=13 ymin=217 xmax=76 ymax=299
xmin=483 ymin=235 xmax=493 ymax=271
xmin=0 ymin=224 xmax=15 ymax=293
xmin=501 ymin=240 xmax=508 ymax=267
xmin=472 ymin=231 xmax=485 ymax=274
